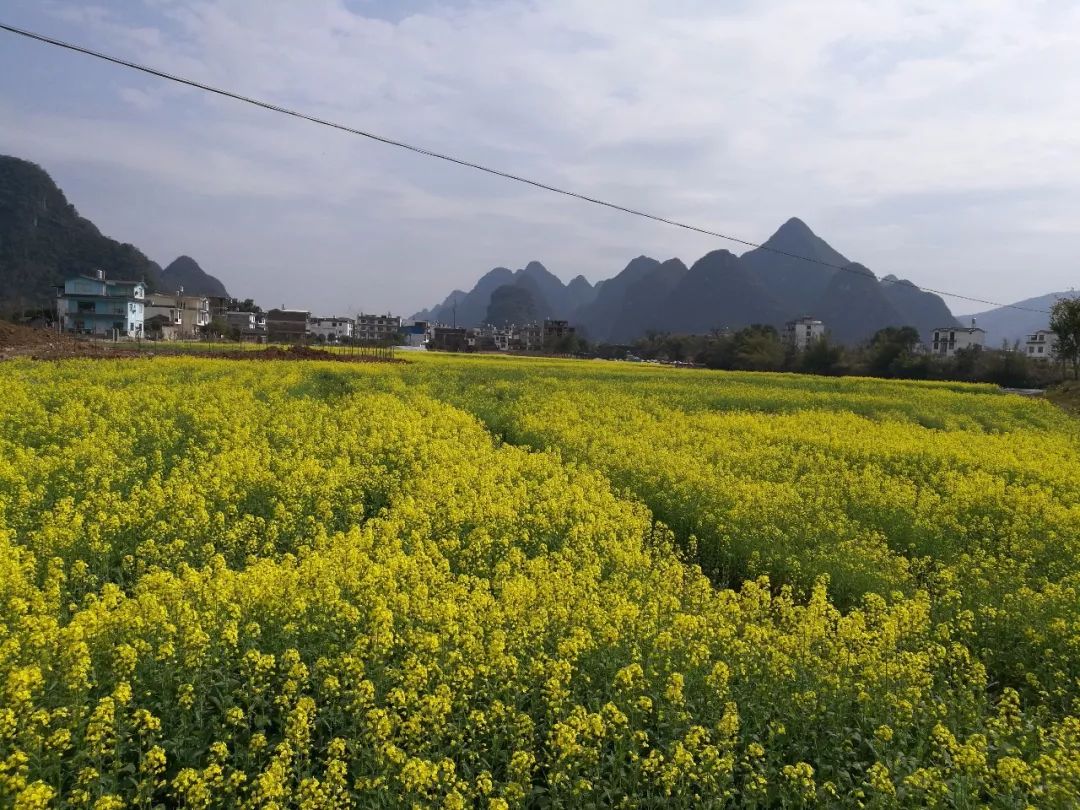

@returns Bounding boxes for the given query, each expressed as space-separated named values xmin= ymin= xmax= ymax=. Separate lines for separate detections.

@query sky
xmin=1 ymin=0 xmax=1078 ymax=317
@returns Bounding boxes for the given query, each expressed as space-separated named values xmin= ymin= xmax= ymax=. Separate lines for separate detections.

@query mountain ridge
xmin=413 ymin=221 xmax=961 ymax=345
xmin=967 ymin=291 xmax=1079 ymax=347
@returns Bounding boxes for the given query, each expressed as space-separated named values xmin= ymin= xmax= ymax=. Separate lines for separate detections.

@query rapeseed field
xmin=1 ymin=355 xmax=1078 ymax=808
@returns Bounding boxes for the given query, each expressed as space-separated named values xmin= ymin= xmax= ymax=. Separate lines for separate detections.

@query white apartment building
xmin=308 ymin=316 xmax=354 ymax=342
xmin=1024 ymin=330 xmax=1058 ymax=362
xmin=784 ymin=316 xmax=825 ymax=350
xmin=931 ymin=323 xmax=985 ymax=356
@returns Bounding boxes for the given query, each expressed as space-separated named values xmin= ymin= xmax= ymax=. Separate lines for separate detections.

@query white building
xmin=401 ymin=320 xmax=430 ymax=347
xmin=931 ymin=322 xmax=985 ymax=356
xmin=784 ymin=316 xmax=825 ymax=350
xmin=144 ymin=293 xmax=209 ymax=339
xmin=308 ymin=316 xmax=354 ymax=342
xmin=355 ymin=314 xmax=401 ymax=343
xmin=55 ymin=271 xmax=145 ymax=337
xmin=1025 ymin=330 xmax=1058 ymax=362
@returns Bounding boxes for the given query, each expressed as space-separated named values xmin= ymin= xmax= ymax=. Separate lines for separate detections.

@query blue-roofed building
xmin=55 ymin=270 xmax=146 ymax=337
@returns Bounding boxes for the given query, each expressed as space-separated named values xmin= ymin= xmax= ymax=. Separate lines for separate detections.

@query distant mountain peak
xmin=770 ymin=217 xmax=815 ymax=240
xmin=161 ymin=255 xmax=230 ymax=298
xmin=694 ymin=249 xmax=740 ymax=267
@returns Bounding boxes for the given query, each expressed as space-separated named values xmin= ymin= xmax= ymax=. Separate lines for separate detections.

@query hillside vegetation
xmin=1 ymin=355 xmax=1079 ymax=807
xmin=0 ymin=156 xmax=229 ymax=312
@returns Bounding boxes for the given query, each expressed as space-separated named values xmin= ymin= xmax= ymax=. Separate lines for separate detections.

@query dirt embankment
xmin=0 ymin=322 xmax=136 ymax=360
xmin=1 ymin=322 xmax=402 ymax=364
xmin=208 ymin=345 xmax=403 ymax=364
xmin=1046 ymin=380 xmax=1080 ymax=416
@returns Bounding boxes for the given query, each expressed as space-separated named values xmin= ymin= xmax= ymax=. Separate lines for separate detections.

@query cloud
xmin=3 ymin=0 xmax=1080 ymax=314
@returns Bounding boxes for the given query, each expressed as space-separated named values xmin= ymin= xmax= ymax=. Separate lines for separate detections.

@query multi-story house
xmin=55 ymin=271 xmax=145 ymax=337
xmin=931 ymin=322 xmax=985 ymax=357
xmin=265 ymin=309 xmax=311 ymax=343
xmin=543 ymin=319 xmax=575 ymax=344
xmin=308 ymin=316 xmax=354 ymax=342
xmin=144 ymin=292 xmax=210 ymax=339
xmin=355 ymin=314 xmax=401 ymax=343
xmin=519 ymin=323 xmax=544 ymax=350
xmin=428 ymin=327 xmax=468 ymax=351
xmin=402 ymin=320 xmax=429 ymax=348
xmin=784 ymin=317 xmax=825 ymax=350
xmin=225 ymin=311 xmax=258 ymax=332
xmin=1025 ymin=330 xmax=1058 ymax=362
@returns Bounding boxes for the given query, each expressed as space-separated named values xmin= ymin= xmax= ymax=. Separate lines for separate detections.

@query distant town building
xmin=225 ymin=311 xmax=259 ymax=332
xmin=402 ymin=320 xmax=429 ymax=348
xmin=144 ymin=292 xmax=210 ymax=339
xmin=429 ymin=326 xmax=468 ymax=352
xmin=355 ymin=314 xmax=402 ymax=343
xmin=784 ymin=317 xmax=825 ymax=350
xmin=543 ymin=319 xmax=575 ymax=344
xmin=55 ymin=270 xmax=145 ymax=337
xmin=265 ymin=309 xmax=311 ymax=343
xmin=932 ymin=321 xmax=985 ymax=356
xmin=519 ymin=323 xmax=544 ymax=351
xmin=144 ymin=314 xmax=178 ymax=341
xmin=492 ymin=327 xmax=515 ymax=351
xmin=206 ymin=296 xmax=231 ymax=320
xmin=308 ymin=316 xmax=354 ymax=342
xmin=1025 ymin=329 xmax=1058 ymax=362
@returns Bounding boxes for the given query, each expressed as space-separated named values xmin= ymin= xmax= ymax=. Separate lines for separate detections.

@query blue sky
xmin=1 ymin=0 xmax=1078 ymax=316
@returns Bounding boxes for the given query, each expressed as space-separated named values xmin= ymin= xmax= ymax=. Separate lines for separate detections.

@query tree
xmin=229 ymin=298 xmax=262 ymax=313
xmin=1050 ymin=297 xmax=1080 ymax=379
xmin=205 ymin=316 xmax=229 ymax=339
xmin=801 ymin=336 xmax=845 ymax=375
xmin=866 ymin=326 xmax=921 ymax=377
xmin=731 ymin=325 xmax=785 ymax=371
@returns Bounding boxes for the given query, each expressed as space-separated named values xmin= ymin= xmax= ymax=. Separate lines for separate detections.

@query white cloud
xmin=4 ymin=0 xmax=1080 ymax=314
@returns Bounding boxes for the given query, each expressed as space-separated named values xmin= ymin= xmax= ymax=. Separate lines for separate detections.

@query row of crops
xmin=1 ymin=355 xmax=1079 ymax=807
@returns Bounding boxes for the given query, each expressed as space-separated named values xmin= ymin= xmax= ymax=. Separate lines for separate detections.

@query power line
xmin=0 ymin=20 xmax=1054 ymax=315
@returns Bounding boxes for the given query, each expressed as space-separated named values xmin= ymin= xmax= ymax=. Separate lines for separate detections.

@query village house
xmin=429 ymin=326 xmax=468 ymax=351
xmin=225 ymin=310 xmax=256 ymax=331
xmin=931 ymin=322 xmax=986 ymax=357
xmin=55 ymin=271 xmax=145 ymax=338
xmin=402 ymin=320 xmax=429 ymax=348
xmin=784 ymin=316 xmax=825 ymax=350
xmin=543 ymin=319 xmax=575 ymax=344
xmin=308 ymin=316 xmax=354 ymax=343
xmin=518 ymin=323 xmax=544 ymax=351
xmin=1024 ymin=329 xmax=1058 ymax=362
xmin=355 ymin=313 xmax=401 ymax=343
xmin=144 ymin=292 xmax=210 ymax=339
xmin=265 ymin=309 xmax=311 ymax=343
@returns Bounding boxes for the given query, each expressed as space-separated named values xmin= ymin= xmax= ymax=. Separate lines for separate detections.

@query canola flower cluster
xmin=1 ymin=355 xmax=1079 ymax=808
